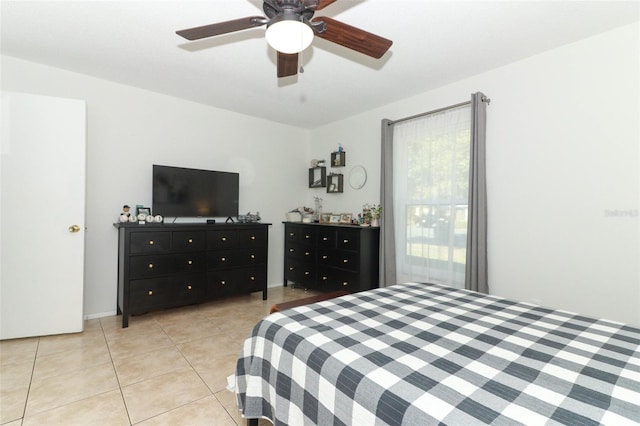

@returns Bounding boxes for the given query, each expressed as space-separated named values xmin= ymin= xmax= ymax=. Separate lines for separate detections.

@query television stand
xmin=225 ymin=216 xmax=235 ymax=223
xmin=113 ymin=222 xmax=270 ymax=327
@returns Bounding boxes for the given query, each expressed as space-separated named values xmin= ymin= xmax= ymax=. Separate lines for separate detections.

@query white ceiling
xmin=2 ymin=1 xmax=638 ymax=129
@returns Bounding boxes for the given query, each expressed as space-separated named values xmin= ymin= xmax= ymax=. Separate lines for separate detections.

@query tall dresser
xmin=115 ymin=222 xmax=269 ymax=327
xmin=283 ymin=222 xmax=380 ymax=293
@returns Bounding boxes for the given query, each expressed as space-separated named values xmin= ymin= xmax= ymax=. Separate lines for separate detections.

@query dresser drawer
xmin=173 ymin=252 xmax=206 ymax=273
xmin=285 ymin=225 xmax=302 ymax=244
xmin=237 ymin=229 xmax=266 ymax=247
xmin=207 ymin=249 xmax=264 ymax=268
xmin=244 ymin=249 xmax=267 ymax=265
xmin=172 ymin=231 xmax=206 ymax=251
xmin=130 ymin=232 xmax=171 ymax=254
xmin=207 ymin=268 xmax=258 ymax=297
xmin=129 ymin=254 xmax=176 ymax=278
xmin=173 ymin=274 xmax=206 ymax=305
xmin=207 ymin=269 xmax=242 ymax=297
xmin=317 ymin=269 xmax=359 ymax=292
xmin=285 ymin=243 xmax=315 ymax=261
xmin=129 ymin=275 xmax=205 ymax=312
xmin=129 ymin=277 xmax=172 ymax=312
xmin=318 ymin=249 xmax=360 ymax=271
xmin=207 ymin=230 xmax=238 ymax=249
xmin=214 ymin=267 xmax=265 ymax=295
xmin=317 ymin=229 xmax=335 ymax=248
xmin=337 ymin=229 xmax=360 ymax=250
xmin=241 ymin=267 xmax=266 ymax=293
xmin=286 ymin=225 xmax=315 ymax=245
xmin=300 ymin=229 xmax=315 ymax=245
xmin=285 ymin=259 xmax=315 ymax=286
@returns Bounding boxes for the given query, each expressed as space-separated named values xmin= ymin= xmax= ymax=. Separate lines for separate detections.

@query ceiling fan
xmin=176 ymin=0 xmax=393 ymax=78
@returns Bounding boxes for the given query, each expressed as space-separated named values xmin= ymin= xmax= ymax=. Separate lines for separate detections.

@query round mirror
xmin=348 ymin=165 xmax=367 ymax=190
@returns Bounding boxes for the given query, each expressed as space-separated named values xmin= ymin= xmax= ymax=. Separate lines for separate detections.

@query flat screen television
xmin=152 ymin=165 xmax=239 ymax=218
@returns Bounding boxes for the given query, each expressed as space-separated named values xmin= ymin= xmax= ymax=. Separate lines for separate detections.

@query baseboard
xmin=84 ymin=310 xmax=117 ymax=320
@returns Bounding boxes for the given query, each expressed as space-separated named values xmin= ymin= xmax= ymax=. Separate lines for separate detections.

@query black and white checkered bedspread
xmin=235 ymin=282 xmax=640 ymax=425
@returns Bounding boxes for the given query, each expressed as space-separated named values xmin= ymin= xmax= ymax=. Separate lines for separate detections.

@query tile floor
xmin=0 ymin=286 xmax=320 ymax=425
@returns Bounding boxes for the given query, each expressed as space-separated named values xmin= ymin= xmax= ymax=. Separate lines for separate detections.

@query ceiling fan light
xmin=265 ymin=20 xmax=314 ymax=54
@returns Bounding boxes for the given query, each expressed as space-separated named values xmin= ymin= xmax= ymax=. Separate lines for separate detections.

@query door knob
xmin=68 ymin=225 xmax=81 ymax=233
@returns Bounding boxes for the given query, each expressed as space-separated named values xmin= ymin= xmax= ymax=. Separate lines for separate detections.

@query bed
xmin=235 ymin=282 xmax=640 ymax=425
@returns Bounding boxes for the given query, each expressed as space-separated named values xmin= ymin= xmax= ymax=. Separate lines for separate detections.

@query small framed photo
xmin=339 ymin=213 xmax=352 ymax=224
xmin=136 ymin=206 xmax=151 ymax=217
xmin=330 ymin=214 xmax=341 ymax=224
xmin=320 ymin=213 xmax=332 ymax=224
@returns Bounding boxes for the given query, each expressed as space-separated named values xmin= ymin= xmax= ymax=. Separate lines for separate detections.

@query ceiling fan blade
xmin=317 ymin=0 xmax=338 ymax=10
xmin=277 ymin=52 xmax=299 ymax=78
xmin=312 ymin=16 xmax=392 ymax=59
xmin=176 ymin=16 xmax=266 ymax=40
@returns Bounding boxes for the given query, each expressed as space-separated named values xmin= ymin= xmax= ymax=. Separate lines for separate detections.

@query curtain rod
xmin=386 ymin=96 xmax=490 ymax=126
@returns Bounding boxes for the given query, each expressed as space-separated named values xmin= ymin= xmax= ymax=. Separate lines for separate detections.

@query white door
xmin=0 ymin=92 xmax=86 ymax=340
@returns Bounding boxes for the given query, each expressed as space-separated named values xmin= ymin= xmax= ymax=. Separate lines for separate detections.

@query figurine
xmin=119 ymin=205 xmax=131 ymax=223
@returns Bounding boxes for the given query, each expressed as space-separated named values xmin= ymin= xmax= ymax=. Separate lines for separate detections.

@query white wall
xmin=309 ymin=23 xmax=640 ymax=325
xmin=1 ymin=56 xmax=310 ymax=318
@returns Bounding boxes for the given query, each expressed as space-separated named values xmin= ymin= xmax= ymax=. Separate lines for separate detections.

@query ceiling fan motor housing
xmin=264 ymin=0 xmax=317 ymax=20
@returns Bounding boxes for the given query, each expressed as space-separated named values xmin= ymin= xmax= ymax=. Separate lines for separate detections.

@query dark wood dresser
xmin=114 ymin=222 xmax=270 ymax=327
xmin=283 ymin=222 xmax=379 ymax=293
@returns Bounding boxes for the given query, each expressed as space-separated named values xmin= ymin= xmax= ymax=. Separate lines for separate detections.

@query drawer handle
xmin=304 ymin=271 xmax=310 ymax=275
xmin=149 ymin=240 xmax=154 ymax=245
xmin=250 ymin=254 xmax=255 ymax=259
xmin=342 ymin=282 xmax=348 ymax=286
xmin=188 ymin=260 xmax=193 ymax=265
xmin=221 ymin=237 xmax=227 ymax=241
xmin=289 ymin=248 xmax=294 ymax=252
xmin=304 ymin=252 xmax=310 ymax=256
xmin=289 ymin=267 xmax=294 ymax=271
xmin=221 ymin=257 xmax=226 ymax=262
xmin=188 ymin=239 xmax=193 ymax=243
xmin=343 ymin=239 xmax=349 ymax=243
xmin=323 ymin=237 xmax=328 ymax=241
xmin=322 ymin=255 xmax=328 ymax=259
xmin=251 ymin=236 xmax=256 ymax=240
xmin=250 ymin=276 xmax=255 ymax=281
xmin=187 ymin=285 xmax=192 ymax=290
xmin=289 ymin=232 xmax=295 ymax=236
xmin=322 ymin=276 xmax=328 ymax=281
xmin=148 ymin=263 xmax=154 ymax=269
xmin=148 ymin=290 xmax=153 ymax=296
xmin=221 ymin=280 xmax=226 ymax=285
xmin=343 ymin=259 xmax=349 ymax=263
xmin=305 ymin=235 xmax=311 ymax=239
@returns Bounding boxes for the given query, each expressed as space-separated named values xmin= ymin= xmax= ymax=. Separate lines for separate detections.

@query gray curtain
xmin=380 ymin=119 xmax=396 ymax=287
xmin=465 ymin=92 xmax=489 ymax=293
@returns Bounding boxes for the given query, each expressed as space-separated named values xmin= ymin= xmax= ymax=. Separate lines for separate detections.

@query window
xmin=393 ymin=104 xmax=471 ymax=287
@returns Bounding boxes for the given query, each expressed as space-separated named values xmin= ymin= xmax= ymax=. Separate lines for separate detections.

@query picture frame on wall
xmin=330 ymin=214 xmax=341 ymax=224
xmin=339 ymin=213 xmax=352 ymax=224
xmin=320 ymin=213 xmax=332 ymax=224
